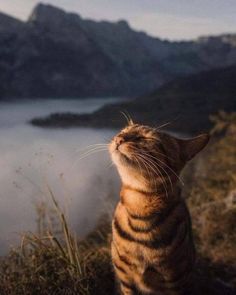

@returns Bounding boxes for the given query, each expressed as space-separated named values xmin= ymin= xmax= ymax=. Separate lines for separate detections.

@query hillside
xmin=1 ymin=3 xmax=236 ymax=98
xmin=31 ymin=65 xmax=236 ymax=134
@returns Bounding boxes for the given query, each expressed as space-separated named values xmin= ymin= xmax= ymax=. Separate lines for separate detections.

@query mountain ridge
xmin=0 ymin=11 xmax=24 ymax=31
xmin=30 ymin=65 xmax=236 ymax=134
xmin=0 ymin=3 xmax=236 ymax=98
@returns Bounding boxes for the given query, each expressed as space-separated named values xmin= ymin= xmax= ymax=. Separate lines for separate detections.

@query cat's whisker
xmin=131 ymin=147 xmax=166 ymax=192
xmin=120 ymin=111 xmax=134 ymax=126
xmin=144 ymin=158 xmax=170 ymax=198
xmin=76 ymin=143 xmax=108 ymax=151
xmin=83 ymin=147 xmax=108 ymax=154
xmin=134 ymin=147 xmax=175 ymax=165
xmin=131 ymin=146 xmax=171 ymax=162
xmin=132 ymin=155 xmax=144 ymax=179
xmin=75 ymin=143 xmax=109 ymax=153
xmin=136 ymin=148 xmax=184 ymax=186
xmin=134 ymin=155 xmax=158 ymax=192
xmin=70 ymin=147 xmax=108 ymax=170
xmin=107 ymin=161 xmax=115 ymax=169
xmin=78 ymin=146 xmax=108 ymax=155
xmin=77 ymin=151 xmax=107 ymax=162
xmin=145 ymin=150 xmax=175 ymax=162
xmin=154 ymin=157 xmax=184 ymax=186
xmin=155 ymin=121 xmax=172 ymax=131
xmin=140 ymin=156 xmax=168 ymax=198
xmin=120 ymin=111 xmax=130 ymax=125
xmin=131 ymin=147 xmax=170 ymax=194
xmin=137 ymin=151 xmax=174 ymax=193
xmin=102 ymin=136 xmax=113 ymax=143
xmin=77 ymin=148 xmax=108 ymax=161
xmin=136 ymin=153 xmax=169 ymax=198
xmin=145 ymin=156 xmax=174 ymax=194
xmin=135 ymin=153 xmax=166 ymax=197
xmin=134 ymin=154 xmax=153 ymax=185
xmin=76 ymin=151 xmax=106 ymax=162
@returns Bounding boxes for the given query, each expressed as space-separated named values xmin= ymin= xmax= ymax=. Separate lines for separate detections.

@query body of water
xmin=0 ymin=98 xmax=121 ymax=254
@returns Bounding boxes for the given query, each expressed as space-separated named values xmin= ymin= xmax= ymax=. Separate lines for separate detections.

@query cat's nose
xmin=115 ymin=136 xmax=125 ymax=148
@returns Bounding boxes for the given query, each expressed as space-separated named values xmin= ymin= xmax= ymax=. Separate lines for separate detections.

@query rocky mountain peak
xmin=116 ymin=20 xmax=129 ymax=29
xmin=28 ymin=3 xmax=68 ymax=24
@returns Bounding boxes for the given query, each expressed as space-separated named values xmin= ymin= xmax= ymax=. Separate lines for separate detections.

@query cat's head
xmin=109 ymin=123 xmax=209 ymax=192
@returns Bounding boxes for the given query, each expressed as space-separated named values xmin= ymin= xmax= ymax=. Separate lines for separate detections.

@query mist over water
xmin=0 ymin=98 xmax=121 ymax=255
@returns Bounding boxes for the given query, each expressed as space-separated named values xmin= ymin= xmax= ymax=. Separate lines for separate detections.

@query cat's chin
xmin=109 ymin=142 xmax=137 ymax=171
xmin=111 ymin=149 xmax=135 ymax=169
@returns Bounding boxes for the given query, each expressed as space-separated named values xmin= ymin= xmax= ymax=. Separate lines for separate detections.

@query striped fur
xmin=109 ymin=124 xmax=209 ymax=295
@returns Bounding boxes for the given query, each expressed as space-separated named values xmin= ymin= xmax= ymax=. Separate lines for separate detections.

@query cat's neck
xmin=120 ymin=183 xmax=181 ymax=217
xmin=117 ymin=162 xmax=179 ymax=195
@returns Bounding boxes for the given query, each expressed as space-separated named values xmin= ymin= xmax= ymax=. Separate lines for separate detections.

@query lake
xmin=0 ymin=98 xmax=122 ymax=254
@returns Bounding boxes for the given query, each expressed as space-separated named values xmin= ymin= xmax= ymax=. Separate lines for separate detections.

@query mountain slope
xmin=0 ymin=12 xmax=24 ymax=32
xmin=31 ymin=65 xmax=236 ymax=134
xmin=1 ymin=3 xmax=236 ymax=98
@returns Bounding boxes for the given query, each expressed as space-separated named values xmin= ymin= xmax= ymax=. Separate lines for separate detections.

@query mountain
xmin=0 ymin=12 xmax=23 ymax=32
xmin=31 ymin=65 xmax=236 ymax=134
xmin=1 ymin=3 xmax=236 ymax=98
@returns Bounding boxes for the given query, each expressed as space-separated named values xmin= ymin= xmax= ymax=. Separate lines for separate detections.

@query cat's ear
xmin=178 ymin=133 xmax=210 ymax=162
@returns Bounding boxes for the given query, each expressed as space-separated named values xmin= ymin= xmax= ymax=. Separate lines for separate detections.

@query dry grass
xmin=183 ymin=112 xmax=236 ymax=287
xmin=0 ymin=188 xmax=114 ymax=295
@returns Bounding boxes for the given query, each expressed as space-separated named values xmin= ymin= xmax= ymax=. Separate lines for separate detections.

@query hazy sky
xmin=0 ymin=0 xmax=236 ymax=40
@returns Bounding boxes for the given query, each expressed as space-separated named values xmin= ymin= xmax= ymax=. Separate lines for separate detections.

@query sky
xmin=0 ymin=0 xmax=236 ymax=40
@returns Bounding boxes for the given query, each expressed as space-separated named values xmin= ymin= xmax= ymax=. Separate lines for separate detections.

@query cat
xmin=109 ymin=123 xmax=209 ymax=295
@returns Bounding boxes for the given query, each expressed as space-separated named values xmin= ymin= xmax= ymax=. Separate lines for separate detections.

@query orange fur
xmin=109 ymin=124 xmax=209 ymax=295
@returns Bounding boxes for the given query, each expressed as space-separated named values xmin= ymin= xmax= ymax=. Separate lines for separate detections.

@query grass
xmin=0 ymin=111 xmax=236 ymax=294
xmin=0 ymin=188 xmax=114 ymax=295
xmin=183 ymin=112 xmax=236 ymax=287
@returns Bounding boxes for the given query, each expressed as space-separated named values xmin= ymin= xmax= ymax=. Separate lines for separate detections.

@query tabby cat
xmin=109 ymin=123 xmax=209 ymax=295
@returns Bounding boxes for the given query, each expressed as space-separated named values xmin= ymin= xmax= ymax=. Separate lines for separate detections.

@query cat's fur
xmin=109 ymin=123 xmax=209 ymax=295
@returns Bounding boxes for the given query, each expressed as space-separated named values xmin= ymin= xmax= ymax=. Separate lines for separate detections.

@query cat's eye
xmin=135 ymin=136 xmax=144 ymax=141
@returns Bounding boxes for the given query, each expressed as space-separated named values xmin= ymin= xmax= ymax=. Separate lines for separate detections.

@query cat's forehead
xmin=120 ymin=124 xmax=157 ymax=137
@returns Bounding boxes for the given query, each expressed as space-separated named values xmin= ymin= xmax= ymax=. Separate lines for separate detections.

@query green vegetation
xmin=1 ymin=112 xmax=236 ymax=294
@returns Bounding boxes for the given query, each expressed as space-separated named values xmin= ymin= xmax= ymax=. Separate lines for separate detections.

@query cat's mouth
xmin=109 ymin=141 xmax=134 ymax=165
xmin=112 ymin=145 xmax=131 ymax=159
